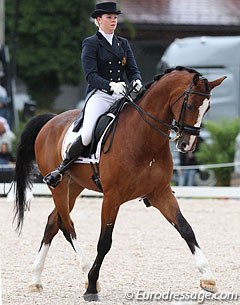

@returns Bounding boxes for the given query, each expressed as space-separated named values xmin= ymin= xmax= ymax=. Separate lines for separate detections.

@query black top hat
xmin=91 ymin=2 xmax=122 ymax=19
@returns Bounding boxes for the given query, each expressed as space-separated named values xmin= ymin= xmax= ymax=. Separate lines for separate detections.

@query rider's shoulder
xmin=83 ymin=34 xmax=99 ymax=45
xmin=116 ymin=35 xmax=128 ymax=43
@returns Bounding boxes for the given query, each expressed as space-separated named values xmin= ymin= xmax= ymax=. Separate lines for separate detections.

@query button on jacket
xmin=81 ymin=31 xmax=142 ymax=97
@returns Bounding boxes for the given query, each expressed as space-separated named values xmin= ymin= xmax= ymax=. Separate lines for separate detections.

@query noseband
xmin=125 ymin=78 xmax=211 ymax=141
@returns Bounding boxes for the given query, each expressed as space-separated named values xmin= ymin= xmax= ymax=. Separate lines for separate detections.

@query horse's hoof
xmin=200 ymin=279 xmax=217 ymax=293
xmin=83 ymin=293 xmax=99 ymax=302
xmin=85 ymin=280 xmax=101 ymax=293
xmin=29 ymin=284 xmax=43 ymax=292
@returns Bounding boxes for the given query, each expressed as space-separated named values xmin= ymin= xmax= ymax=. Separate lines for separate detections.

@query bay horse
xmin=14 ymin=67 xmax=225 ymax=301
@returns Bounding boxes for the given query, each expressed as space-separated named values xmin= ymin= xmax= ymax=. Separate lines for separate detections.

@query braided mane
xmin=135 ymin=66 xmax=203 ymax=101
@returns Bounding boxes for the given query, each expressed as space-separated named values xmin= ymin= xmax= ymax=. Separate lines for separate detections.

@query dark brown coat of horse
xmin=14 ymin=67 xmax=225 ymax=301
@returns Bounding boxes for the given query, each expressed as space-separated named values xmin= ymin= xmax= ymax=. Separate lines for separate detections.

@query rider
xmin=44 ymin=2 xmax=142 ymax=188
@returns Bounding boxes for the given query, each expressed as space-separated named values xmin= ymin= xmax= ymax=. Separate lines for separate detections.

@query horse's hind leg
xmin=29 ymin=208 xmax=59 ymax=292
xmin=150 ymin=190 xmax=217 ymax=293
xmin=54 ymin=182 xmax=91 ymax=281
xmin=29 ymin=182 xmax=90 ymax=292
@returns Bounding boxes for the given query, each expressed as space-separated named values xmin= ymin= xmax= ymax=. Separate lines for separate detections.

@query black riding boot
xmin=43 ymin=136 xmax=86 ymax=188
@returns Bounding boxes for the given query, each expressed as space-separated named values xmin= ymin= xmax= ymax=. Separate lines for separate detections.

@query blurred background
xmin=0 ymin=0 xmax=240 ymax=186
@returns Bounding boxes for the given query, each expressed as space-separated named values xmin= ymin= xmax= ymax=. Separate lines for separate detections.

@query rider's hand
xmin=133 ymin=79 xmax=143 ymax=92
xmin=109 ymin=82 xmax=126 ymax=95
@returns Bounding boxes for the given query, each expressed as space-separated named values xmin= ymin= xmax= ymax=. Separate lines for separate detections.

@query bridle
xmin=125 ymin=78 xmax=211 ymax=141
xmin=171 ymin=78 xmax=211 ymax=141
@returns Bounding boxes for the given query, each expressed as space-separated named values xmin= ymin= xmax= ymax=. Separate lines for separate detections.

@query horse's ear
xmin=192 ymin=73 xmax=199 ymax=86
xmin=209 ymin=76 xmax=227 ymax=90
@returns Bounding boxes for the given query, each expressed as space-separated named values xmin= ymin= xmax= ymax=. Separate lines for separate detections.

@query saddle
xmin=72 ymin=97 xmax=127 ymax=157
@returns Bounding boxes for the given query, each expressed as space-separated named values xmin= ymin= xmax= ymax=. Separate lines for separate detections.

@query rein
xmin=125 ymin=94 xmax=172 ymax=139
xmin=125 ymin=79 xmax=211 ymax=141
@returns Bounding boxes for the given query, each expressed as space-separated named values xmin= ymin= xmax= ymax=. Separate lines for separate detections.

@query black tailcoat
xmin=81 ymin=31 xmax=142 ymax=97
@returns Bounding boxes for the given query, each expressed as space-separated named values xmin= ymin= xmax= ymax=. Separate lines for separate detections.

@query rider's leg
xmin=43 ymin=135 xmax=87 ymax=188
xmin=43 ymin=91 xmax=118 ymax=188
xmin=80 ymin=91 xmax=120 ymax=146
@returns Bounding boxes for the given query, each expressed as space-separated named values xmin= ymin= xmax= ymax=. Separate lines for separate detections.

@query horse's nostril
xmin=181 ymin=141 xmax=187 ymax=149
xmin=177 ymin=140 xmax=188 ymax=152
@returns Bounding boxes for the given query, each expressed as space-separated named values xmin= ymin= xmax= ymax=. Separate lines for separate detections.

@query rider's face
xmin=97 ymin=14 xmax=118 ymax=34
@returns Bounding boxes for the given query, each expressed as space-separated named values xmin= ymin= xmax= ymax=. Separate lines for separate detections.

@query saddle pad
xmin=61 ymin=114 xmax=115 ymax=164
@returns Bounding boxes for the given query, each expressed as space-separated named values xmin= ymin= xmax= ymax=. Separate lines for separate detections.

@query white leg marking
xmin=71 ymin=238 xmax=91 ymax=274
xmin=30 ymin=244 xmax=50 ymax=287
xmin=71 ymin=238 xmax=94 ymax=290
xmin=193 ymin=246 xmax=214 ymax=280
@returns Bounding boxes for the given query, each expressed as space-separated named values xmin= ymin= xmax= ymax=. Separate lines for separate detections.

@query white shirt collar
xmin=99 ymin=29 xmax=114 ymax=45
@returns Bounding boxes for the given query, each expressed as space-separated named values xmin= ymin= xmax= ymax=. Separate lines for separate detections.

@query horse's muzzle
xmin=176 ymin=139 xmax=188 ymax=152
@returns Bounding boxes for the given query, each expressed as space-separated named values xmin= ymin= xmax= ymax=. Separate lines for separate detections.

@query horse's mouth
xmin=176 ymin=140 xmax=187 ymax=152
xmin=176 ymin=140 xmax=195 ymax=153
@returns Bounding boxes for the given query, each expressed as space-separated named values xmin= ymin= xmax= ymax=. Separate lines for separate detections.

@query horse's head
xmin=170 ymin=71 xmax=226 ymax=152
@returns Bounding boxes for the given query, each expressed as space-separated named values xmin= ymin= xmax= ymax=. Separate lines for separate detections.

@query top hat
xmin=91 ymin=2 xmax=122 ymax=19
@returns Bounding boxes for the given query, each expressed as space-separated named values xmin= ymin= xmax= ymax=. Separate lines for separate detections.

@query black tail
xmin=14 ymin=113 xmax=56 ymax=233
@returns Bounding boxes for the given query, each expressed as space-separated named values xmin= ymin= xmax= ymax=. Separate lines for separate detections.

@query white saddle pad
xmin=61 ymin=113 xmax=115 ymax=164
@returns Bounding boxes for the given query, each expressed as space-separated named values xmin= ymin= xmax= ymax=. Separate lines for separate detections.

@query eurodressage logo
xmin=125 ymin=289 xmax=239 ymax=304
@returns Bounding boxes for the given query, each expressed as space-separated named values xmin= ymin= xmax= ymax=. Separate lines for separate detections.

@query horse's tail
xmin=14 ymin=113 xmax=56 ymax=233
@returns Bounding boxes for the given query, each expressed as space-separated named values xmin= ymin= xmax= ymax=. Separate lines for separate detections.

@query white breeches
xmin=80 ymin=90 xmax=122 ymax=146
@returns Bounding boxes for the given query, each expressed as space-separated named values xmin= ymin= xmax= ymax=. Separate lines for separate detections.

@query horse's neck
xmin=124 ymin=88 xmax=173 ymax=155
xmin=138 ymin=86 xmax=173 ymax=130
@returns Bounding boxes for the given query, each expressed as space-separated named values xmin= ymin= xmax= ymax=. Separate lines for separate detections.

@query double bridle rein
xmin=126 ymin=79 xmax=211 ymax=141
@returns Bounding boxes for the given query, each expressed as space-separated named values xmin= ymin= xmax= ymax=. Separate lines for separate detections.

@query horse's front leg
xmin=84 ymin=195 xmax=120 ymax=301
xmin=149 ymin=189 xmax=217 ymax=293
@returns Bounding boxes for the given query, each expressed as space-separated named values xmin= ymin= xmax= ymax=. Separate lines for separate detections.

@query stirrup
xmin=43 ymin=170 xmax=63 ymax=189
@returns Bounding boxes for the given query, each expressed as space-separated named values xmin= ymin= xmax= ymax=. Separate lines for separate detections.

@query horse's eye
xmin=186 ymin=104 xmax=193 ymax=111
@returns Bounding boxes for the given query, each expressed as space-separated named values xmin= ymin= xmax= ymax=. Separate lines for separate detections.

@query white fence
xmin=1 ymin=183 xmax=239 ymax=199
xmin=1 ymin=161 xmax=239 ymax=199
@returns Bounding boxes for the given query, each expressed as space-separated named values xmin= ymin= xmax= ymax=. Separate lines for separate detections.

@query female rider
xmin=44 ymin=2 xmax=142 ymax=188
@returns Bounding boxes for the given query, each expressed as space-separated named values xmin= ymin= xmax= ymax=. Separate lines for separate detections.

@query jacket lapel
xmin=112 ymin=36 xmax=125 ymax=59
xmin=96 ymin=32 xmax=123 ymax=60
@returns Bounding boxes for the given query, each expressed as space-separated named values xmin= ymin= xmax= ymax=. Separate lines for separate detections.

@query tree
xmin=196 ymin=119 xmax=240 ymax=186
xmin=5 ymin=0 xmax=95 ymax=108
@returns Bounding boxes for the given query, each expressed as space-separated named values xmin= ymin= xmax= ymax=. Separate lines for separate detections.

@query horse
xmin=14 ymin=66 xmax=225 ymax=301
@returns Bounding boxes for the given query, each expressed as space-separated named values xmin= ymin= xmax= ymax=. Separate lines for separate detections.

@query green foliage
xmin=196 ymin=119 xmax=240 ymax=186
xmin=5 ymin=0 xmax=95 ymax=108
